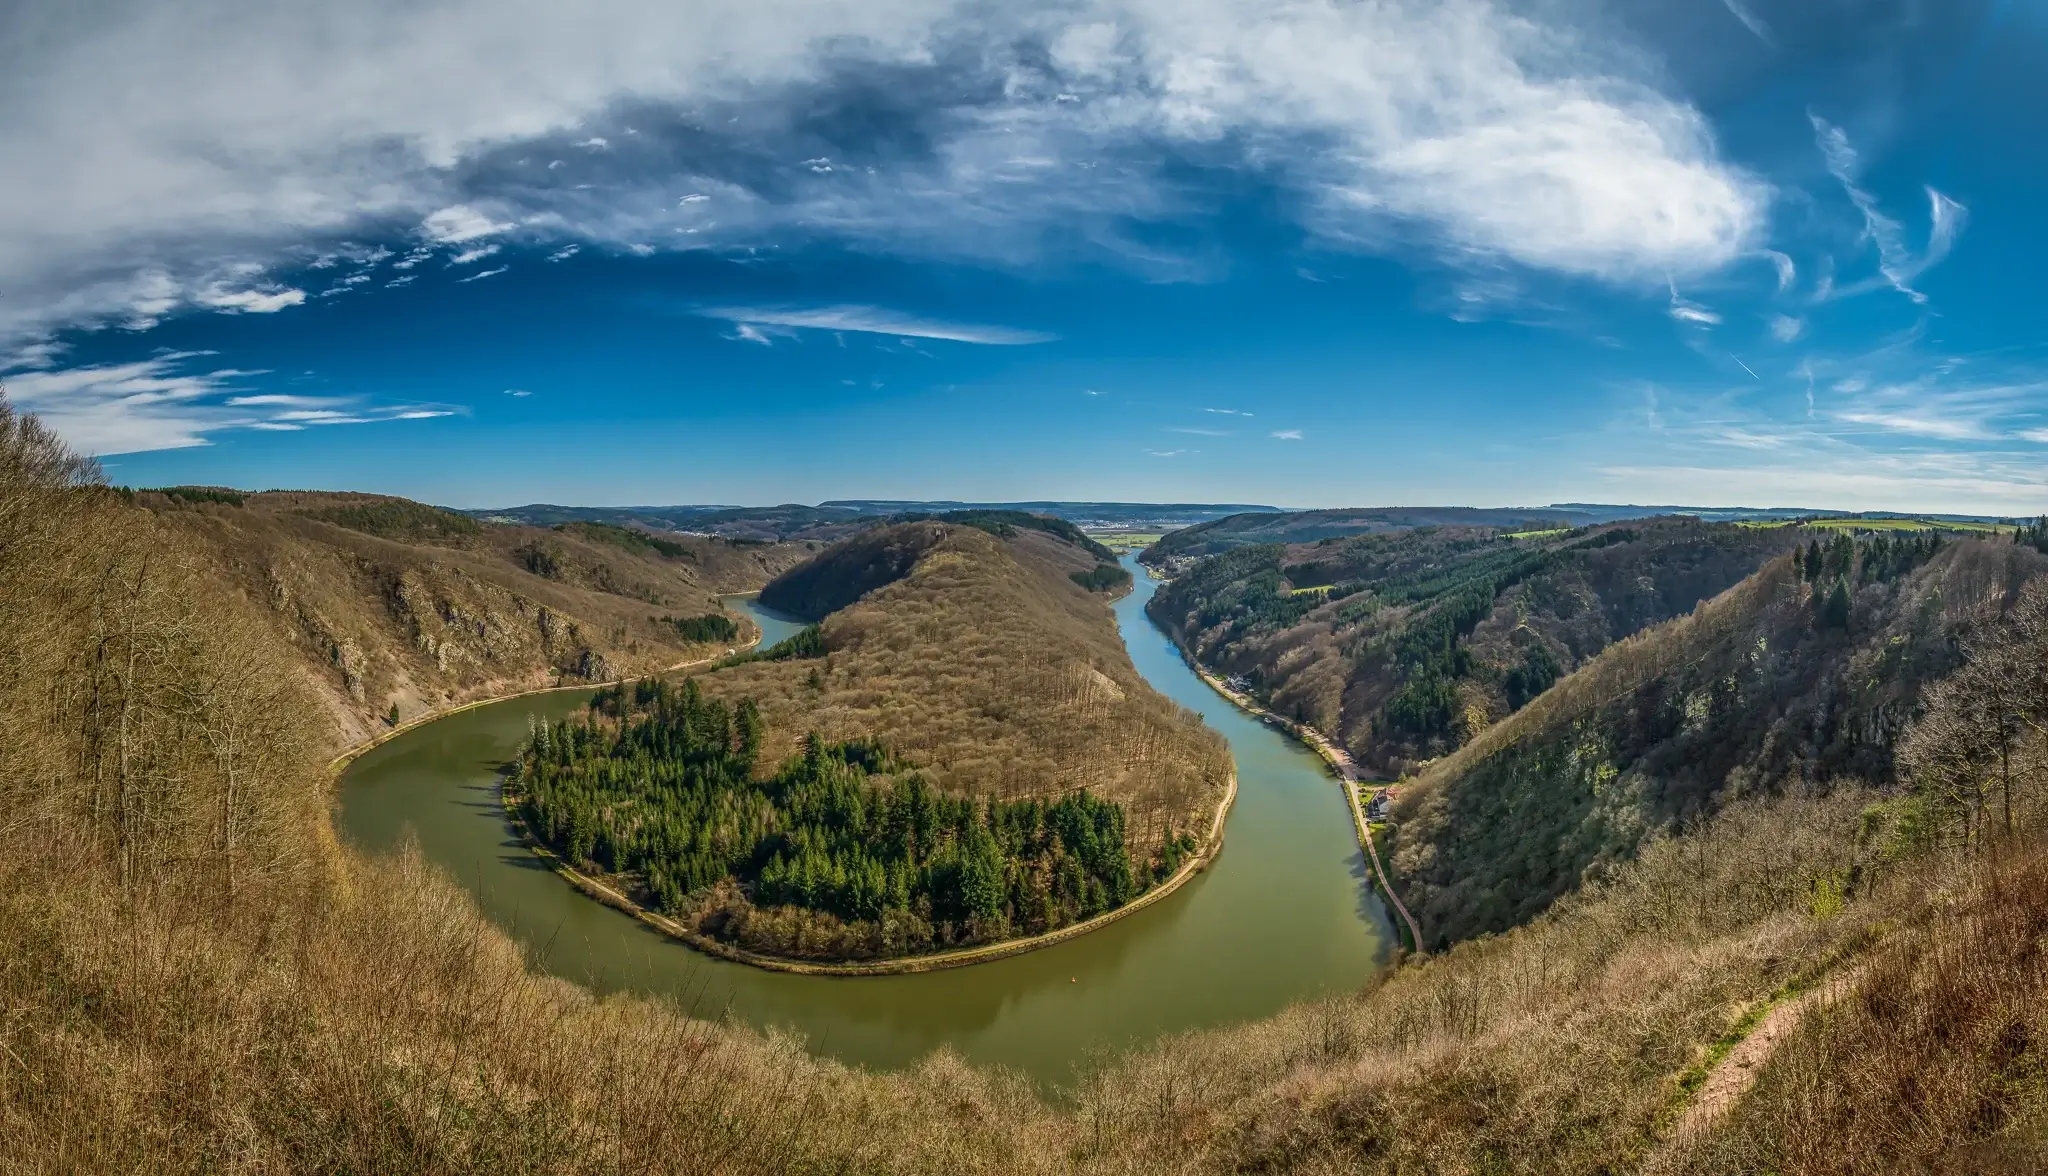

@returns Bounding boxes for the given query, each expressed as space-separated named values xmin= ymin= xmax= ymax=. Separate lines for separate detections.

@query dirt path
xmin=1644 ymin=965 xmax=1866 ymax=1170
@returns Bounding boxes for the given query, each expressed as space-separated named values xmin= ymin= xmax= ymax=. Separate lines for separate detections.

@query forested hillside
xmin=1147 ymin=516 xmax=1806 ymax=774
xmin=128 ymin=487 xmax=803 ymax=741
xmin=1143 ymin=505 xmax=1592 ymax=562
xmin=1387 ymin=532 xmax=2043 ymax=947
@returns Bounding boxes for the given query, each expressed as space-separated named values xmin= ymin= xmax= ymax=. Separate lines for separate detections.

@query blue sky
xmin=3 ymin=0 xmax=2044 ymax=512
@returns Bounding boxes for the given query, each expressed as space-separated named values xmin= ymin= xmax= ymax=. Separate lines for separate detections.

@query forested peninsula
xmin=510 ymin=678 xmax=1198 ymax=961
xmin=504 ymin=513 xmax=1229 ymax=965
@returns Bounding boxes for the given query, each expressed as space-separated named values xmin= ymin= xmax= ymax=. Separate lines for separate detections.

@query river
xmin=337 ymin=555 xmax=1391 ymax=1086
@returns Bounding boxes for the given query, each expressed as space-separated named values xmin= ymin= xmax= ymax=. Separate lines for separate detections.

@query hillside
xmin=712 ymin=518 xmax=1223 ymax=824
xmin=476 ymin=500 xmax=1284 ymax=543
xmin=1386 ymin=533 xmax=2045 ymax=947
xmin=505 ymin=514 xmax=1228 ymax=961
xmin=1143 ymin=506 xmax=1594 ymax=562
xmin=7 ymin=396 xmax=2048 ymax=1172
xmin=1147 ymin=516 xmax=1808 ymax=774
xmin=128 ymin=487 xmax=805 ymax=743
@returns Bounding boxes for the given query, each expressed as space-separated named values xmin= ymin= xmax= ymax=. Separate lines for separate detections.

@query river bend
xmin=338 ymin=556 xmax=1390 ymax=1084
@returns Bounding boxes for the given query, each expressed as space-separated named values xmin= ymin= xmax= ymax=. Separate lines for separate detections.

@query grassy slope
xmin=702 ymin=520 xmax=1230 ymax=849
xmin=1148 ymin=517 xmax=1806 ymax=774
xmin=137 ymin=489 xmax=804 ymax=743
xmin=1386 ymin=537 xmax=2044 ymax=947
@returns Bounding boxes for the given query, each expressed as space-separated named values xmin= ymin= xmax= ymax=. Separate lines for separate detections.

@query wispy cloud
xmin=455 ymin=266 xmax=508 ymax=283
xmin=421 ymin=205 xmax=511 ymax=245
xmin=1835 ymin=410 xmax=1988 ymax=441
xmin=1204 ymin=407 xmax=1253 ymax=417
xmin=0 ymin=349 xmax=459 ymax=454
xmin=1271 ymin=429 xmax=1303 ymax=440
xmin=1769 ymin=314 xmax=1805 ymax=343
xmin=1668 ymin=280 xmax=1721 ymax=326
xmin=1810 ymin=116 xmax=1967 ymax=304
xmin=1168 ymin=427 xmax=1229 ymax=437
xmin=1719 ymin=0 xmax=1775 ymax=47
xmin=698 ymin=305 xmax=1054 ymax=345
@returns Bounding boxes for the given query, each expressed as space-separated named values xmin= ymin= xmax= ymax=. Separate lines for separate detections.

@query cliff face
xmin=138 ymin=490 xmax=806 ymax=746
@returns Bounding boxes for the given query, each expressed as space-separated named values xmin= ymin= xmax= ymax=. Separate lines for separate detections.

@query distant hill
xmin=1144 ymin=504 xmax=2025 ymax=561
xmin=821 ymin=500 xmax=1282 ymax=529
xmin=473 ymin=502 xmax=871 ymax=543
xmin=1143 ymin=507 xmax=1600 ymax=559
xmin=473 ymin=500 xmax=1284 ymax=542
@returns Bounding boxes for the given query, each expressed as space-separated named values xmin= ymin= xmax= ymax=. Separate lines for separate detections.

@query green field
xmin=1092 ymin=531 xmax=1165 ymax=552
xmin=1806 ymin=517 xmax=2007 ymax=533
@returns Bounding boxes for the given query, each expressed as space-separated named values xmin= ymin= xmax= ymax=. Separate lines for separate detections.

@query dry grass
xmin=1668 ymin=834 xmax=2048 ymax=1174
xmin=6 ymin=397 xmax=2046 ymax=1174
xmin=140 ymin=489 xmax=804 ymax=744
xmin=696 ymin=523 xmax=1232 ymax=848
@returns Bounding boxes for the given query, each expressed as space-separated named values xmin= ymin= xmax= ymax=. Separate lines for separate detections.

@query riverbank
xmin=1150 ymin=612 xmax=1423 ymax=953
xmin=499 ymin=763 xmax=1238 ymax=976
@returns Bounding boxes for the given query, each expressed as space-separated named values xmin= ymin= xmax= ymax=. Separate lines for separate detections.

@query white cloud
xmin=1 ymin=0 xmax=1766 ymax=343
xmin=1668 ymin=281 xmax=1720 ymax=325
xmin=546 ymin=245 xmax=580 ymax=261
xmin=1669 ymin=303 xmax=1720 ymax=326
xmin=573 ymin=137 xmax=609 ymax=150
xmin=2019 ymin=429 xmax=2048 ymax=445
xmin=1168 ymin=426 xmax=1228 ymax=436
xmin=1719 ymin=0 xmax=1774 ymax=47
xmin=455 ymin=265 xmax=508 ymax=282
xmin=1763 ymin=249 xmax=1795 ymax=292
xmin=699 ymin=304 xmax=1055 ymax=345
xmin=1 ymin=340 xmax=67 ymax=371
xmin=1204 ymin=407 xmax=1252 ymax=416
xmin=225 ymin=393 xmax=323 ymax=406
xmin=448 ymin=244 xmax=501 ymax=265
xmin=1768 ymin=313 xmax=1805 ymax=342
xmin=1835 ymin=410 xmax=1987 ymax=441
xmin=1 ymin=352 xmax=458 ymax=453
xmin=1811 ymin=116 xmax=1968 ymax=304
xmin=503 ymin=388 xmax=532 ymax=397
xmin=422 ymin=205 xmax=512 ymax=244
xmin=1271 ymin=428 xmax=1303 ymax=440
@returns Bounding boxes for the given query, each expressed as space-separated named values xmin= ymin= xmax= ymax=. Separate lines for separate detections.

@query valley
xmin=6 ymin=402 xmax=2046 ymax=1170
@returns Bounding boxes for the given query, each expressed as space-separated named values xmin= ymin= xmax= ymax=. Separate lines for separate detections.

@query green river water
xmin=337 ymin=556 xmax=1390 ymax=1086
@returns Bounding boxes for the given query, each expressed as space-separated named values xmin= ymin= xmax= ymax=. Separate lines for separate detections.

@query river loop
xmin=339 ymin=556 xmax=1391 ymax=1085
